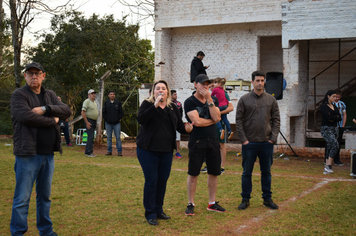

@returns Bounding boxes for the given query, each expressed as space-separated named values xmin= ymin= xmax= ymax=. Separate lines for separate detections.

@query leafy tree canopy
xmin=27 ymin=11 xmax=154 ymax=119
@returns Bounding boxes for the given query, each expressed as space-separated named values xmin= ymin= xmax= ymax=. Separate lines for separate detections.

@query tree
xmin=0 ymin=10 xmax=15 ymax=134
xmin=9 ymin=0 xmax=71 ymax=88
xmin=27 ymin=11 xmax=154 ymax=135
xmin=115 ymin=0 xmax=154 ymax=22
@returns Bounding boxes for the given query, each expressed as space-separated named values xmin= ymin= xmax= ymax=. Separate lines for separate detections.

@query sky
xmin=14 ymin=0 xmax=155 ymax=47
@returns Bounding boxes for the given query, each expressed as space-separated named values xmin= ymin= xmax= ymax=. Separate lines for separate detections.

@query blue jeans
xmin=241 ymin=142 xmax=274 ymax=200
xmin=137 ymin=148 xmax=173 ymax=220
xmin=105 ymin=122 xmax=122 ymax=153
xmin=216 ymin=105 xmax=232 ymax=132
xmin=61 ymin=121 xmax=71 ymax=145
xmin=85 ymin=118 xmax=96 ymax=155
xmin=10 ymin=155 xmax=55 ymax=236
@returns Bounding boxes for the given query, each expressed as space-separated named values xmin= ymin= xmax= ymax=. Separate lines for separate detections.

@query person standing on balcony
xmin=190 ymin=51 xmax=209 ymax=83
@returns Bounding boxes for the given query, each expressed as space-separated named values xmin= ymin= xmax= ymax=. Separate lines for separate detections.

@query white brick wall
xmin=150 ymin=0 xmax=355 ymax=148
xmin=156 ymin=22 xmax=281 ymax=89
xmin=282 ymin=0 xmax=356 ymax=48
xmin=154 ymin=22 xmax=281 ymax=124
xmin=155 ymin=0 xmax=283 ymax=30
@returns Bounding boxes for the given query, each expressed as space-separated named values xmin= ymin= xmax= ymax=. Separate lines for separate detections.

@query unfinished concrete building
xmin=147 ymin=0 xmax=356 ymax=154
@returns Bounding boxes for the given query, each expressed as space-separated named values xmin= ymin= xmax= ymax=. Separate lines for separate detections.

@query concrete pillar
xmin=154 ymin=28 xmax=172 ymax=82
xmin=280 ymin=41 xmax=309 ymax=147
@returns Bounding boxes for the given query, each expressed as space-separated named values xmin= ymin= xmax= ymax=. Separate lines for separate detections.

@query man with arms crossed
xmin=184 ymin=74 xmax=226 ymax=216
xmin=10 ymin=62 xmax=71 ymax=235
xmin=236 ymin=71 xmax=280 ymax=210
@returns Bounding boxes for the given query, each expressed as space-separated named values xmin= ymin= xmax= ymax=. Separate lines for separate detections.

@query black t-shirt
xmin=36 ymin=93 xmax=56 ymax=155
xmin=147 ymin=106 xmax=175 ymax=152
xmin=184 ymin=95 xmax=219 ymax=140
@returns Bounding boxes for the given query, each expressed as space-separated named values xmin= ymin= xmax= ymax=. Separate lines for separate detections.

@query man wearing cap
xmin=81 ymin=89 xmax=99 ymax=157
xmin=183 ymin=74 xmax=226 ymax=216
xmin=10 ymin=62 xmax=71 ymax=236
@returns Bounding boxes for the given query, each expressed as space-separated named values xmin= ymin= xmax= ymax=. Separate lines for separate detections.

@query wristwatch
xmin=41 ymin=106 xmax=46 ymax=113
xmin=208 ymin=102 xmax=215 ymax=107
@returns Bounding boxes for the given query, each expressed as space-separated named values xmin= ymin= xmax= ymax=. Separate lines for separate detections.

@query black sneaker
xmin=201 ymin=166 xmax=207 ymax=173
xmin=334 ymin=161 xmax=344 ymax=166
xmin=263 ymin=199 xmax=279 ymax=209
xmin=238 ymin=200 xmax=250 ymax=210
xmin=157 ymin=212 xmax=171 ymax=220
xmin=227 ymin=131 xmax=234 ymax=140
xmin=185 ymin=203 xmax=195 ymax=216
xmin=207 ymin=201 xmax=226 ymax=213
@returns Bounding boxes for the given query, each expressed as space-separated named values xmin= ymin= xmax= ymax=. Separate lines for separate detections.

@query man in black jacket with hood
xmin=10 ymin=62 xmax=71 ymax=236
xmin=103 ymin=90 xmax=124 ymax=156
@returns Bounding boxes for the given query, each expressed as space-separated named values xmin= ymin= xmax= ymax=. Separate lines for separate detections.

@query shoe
xmin=323 ymin=171 xmax=331 ymax=175
xmin=227 ymin=131 xmax=234 ymax=140
xmin=157 ymin=212 xmax=171 ymax=220
xmin=118 ymin=152 xmax=122 ymax=156
xmin=207 ymin=201 xmax=226 ymax=213
xmin=147 ymin=218 xmax=158 ymax=225
xmin=85 ymin=153 xmax=97 ymax=157
xmin=324 ymin=166 xmax=334 ymax=173
xmin=175 ymin=152 xmax=182 ymax=158
xmin=105 ymin=152 xmax=112 ymax=156
xmin=220 ymin=168 xmax=225 ymax=175
xmin=238 ymin=200 xmax=250 ymax=210
xmin=67 ymin=143 xmax=73 ymax=147
xmin=201 ymin=166 xmax=207 ymax=173
xmin=334 ymin=161 xmax=344 ymax=166
xmin=219 ymin=129 xmax=225 ymax=139
xmin=185 ymin=203 xmax=195 ymax=216
xmin=263 ymin=199 xmax=279 ymax=209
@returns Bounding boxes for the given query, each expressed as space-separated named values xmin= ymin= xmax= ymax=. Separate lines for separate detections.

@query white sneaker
xmin=324 ymin=166 xmax=334 ymax=173
xmin=323 ymin=171 xmax=330 ymax=175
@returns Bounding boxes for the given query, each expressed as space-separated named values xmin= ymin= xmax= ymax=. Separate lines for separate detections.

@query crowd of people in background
xmin=9 ymin=54 xmax=354 ymax=234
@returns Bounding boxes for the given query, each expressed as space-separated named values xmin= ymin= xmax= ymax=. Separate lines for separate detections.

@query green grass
xmin=0 ymin=138 xmax=355 ymax=235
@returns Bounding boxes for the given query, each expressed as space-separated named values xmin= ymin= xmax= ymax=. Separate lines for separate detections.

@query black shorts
xmin=188 ymin=137 xmax=221 ymax=176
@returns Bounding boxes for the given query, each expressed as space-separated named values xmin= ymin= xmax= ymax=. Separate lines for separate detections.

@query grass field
xmin=0 ymin=138 xmax=355 ymax=235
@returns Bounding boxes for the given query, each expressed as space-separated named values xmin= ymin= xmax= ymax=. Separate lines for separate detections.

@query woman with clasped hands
xmin=136 ymin=80 xmax=193 ymax=225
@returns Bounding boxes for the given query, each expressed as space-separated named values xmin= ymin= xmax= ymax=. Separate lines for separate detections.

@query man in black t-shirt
xmin=183 ymin=74 xmax=226 ymax=216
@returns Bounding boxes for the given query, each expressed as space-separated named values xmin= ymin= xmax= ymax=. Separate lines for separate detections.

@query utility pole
xmin=95 ymin=70 xmax=112 ymax=146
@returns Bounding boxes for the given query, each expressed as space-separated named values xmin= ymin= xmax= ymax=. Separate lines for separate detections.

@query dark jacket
xmin=11 ymin=84 xmax=71 ymax=156
xmin=102 ymin=99 xmax=123 ymax=125
xmin=235 ymin=91 xmax=280 ymax=143
xmin=190 ymin=57 xmax=206 ymax=82
xmin=136 ymin=100 xmax=187 ymax=150
xmin=320 ymin=103 xmax=341 ymax=127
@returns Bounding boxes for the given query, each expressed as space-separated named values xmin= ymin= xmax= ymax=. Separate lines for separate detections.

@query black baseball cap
xmin=195 ymin=74 xmax=211 ymax=84
xmin=25 ymin=62 xmax=45 ymax=72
